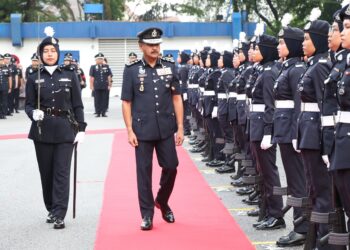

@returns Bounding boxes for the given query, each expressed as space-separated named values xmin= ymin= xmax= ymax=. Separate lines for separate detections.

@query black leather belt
xmin=40 ymin=108 xmax=68 ymax=116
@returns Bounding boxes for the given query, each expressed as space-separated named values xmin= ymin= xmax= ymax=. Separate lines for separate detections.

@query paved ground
xmin=0 ymin=93 xmax=302 ymax=250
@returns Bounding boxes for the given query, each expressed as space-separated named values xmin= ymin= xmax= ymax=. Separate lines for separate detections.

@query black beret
xmin=257 ymin=34 xmax=278 ymax=48
xmin=179 ymin=51 xmax=190 ymax=63
xmin=95 ymin=53 xmax=104 ymax=59
xmin=304 ymin=20 xmax=329 ymax=37
xmin=278 ymin=26 xmax=304 ymax=41
xmin=31 ymin=53 xmax=39 ymax=60
xmin=339 ymin=4 xmax=350 ymax=21
xmin=239 ymin=41 xmax=250 ymax=51
xmin=129 ymin=52 xmax=137 ymax=57
xmin=137 ymin=27 xmax=163 ymax=44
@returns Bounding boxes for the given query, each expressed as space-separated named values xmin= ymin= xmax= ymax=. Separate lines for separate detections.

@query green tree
xmin=89 ymin=0 xmax=125 ymax=20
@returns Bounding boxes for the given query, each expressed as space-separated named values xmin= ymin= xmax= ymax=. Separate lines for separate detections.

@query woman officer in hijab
xmin=25 ymin=34 xmax=87 ymax=229
xmin=273 ymin=24 xmax=309 ymax=247
xmin=297 ymin=18 xmax=334 ymax=249
xmin=249 ymin=34 xmax=285 ymax=230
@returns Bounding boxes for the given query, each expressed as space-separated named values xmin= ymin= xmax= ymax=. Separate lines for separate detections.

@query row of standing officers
xmin=179 ymin=4 xmax=350 ymax=249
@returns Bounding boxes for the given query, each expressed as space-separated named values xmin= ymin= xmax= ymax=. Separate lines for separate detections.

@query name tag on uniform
xmin=156 ymin=67 xmax=172 ymax=76
xmin=59 ymin=78 xmax=71 ymax=82
xmin=35 ymin=79 xmax=45 ymax=83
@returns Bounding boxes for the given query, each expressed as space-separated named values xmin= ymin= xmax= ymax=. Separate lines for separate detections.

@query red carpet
xmin=94 ymin=131 xmax=254 ymax=250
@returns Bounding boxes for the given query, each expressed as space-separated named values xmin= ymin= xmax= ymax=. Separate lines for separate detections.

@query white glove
xmin=74 ymin=132 xmax=85 ymax=145
xmin=292 ymin=139 xmax=301 ymax=153
xmin=183 ymin=93 xmax=188 ymax=101
xmin=260 ymin=135 xmax=273 ymax=150
xmin=322 ymin=155 xmax=330 ymax=169
xmin=212 ymin=106 xmax=218 ymax=118
xmin=32 ymin=109 xmax=44 ymax=121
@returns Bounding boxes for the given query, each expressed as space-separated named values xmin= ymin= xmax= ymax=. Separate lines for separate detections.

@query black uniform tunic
xmin=121 ymin=58 xmax=181 ymax=218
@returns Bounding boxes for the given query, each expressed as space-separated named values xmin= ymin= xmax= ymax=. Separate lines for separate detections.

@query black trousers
xmin=205 ymin=117 xmax=224 ymax=160
xmin=7 ymin=89 xmax=14 ymax=113
xmin=251 ymin=142 xmax=283 ymax=218
xmin=13 ymin=88 xmax=19 ymax=111
xmin=34 ymin=142 xmax=74 ymax=219
xmin=0 ymin=90 xmax=8 ymax=116
xmin=183 ymin=100 xmax=191 ymax=132
xmin=218 ymin=114 xmax=234 ymax=143
xmin=333 ymin=170 xmax=350 ymax=233
xmin=135 ymin=136 xmax=178 ymax=218
xmin=279 ymin=143 xmax=309 ymax=233
xmin=232 ymin=122 xmax=244 ymax=151
xmin=94 ymin=89 xmax=109 ymax=114
xmin=301 ymin=149 xmax=333 ymax=250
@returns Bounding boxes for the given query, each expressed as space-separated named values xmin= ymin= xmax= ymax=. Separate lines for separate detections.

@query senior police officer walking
xmin=89 ymin=53 xmax=112 ymax=117
xmin=121 ymin=27 xmax=184 ymax=231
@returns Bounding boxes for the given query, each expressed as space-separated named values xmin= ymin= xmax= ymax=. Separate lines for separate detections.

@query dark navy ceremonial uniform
xmin=89 ymin=63 xmax=112 ymax=115
xmin=7 ymin=63 xmax=16 ymax=114
xmin=178 ymin=64 xmax=191 ymax=133
xmin=0 ymin=65 xmax=10 ymax=118
xmin=25 ymin=65 xmax=87 ymax=219
xmin=250 ymin=61 xmax=283 ymax=219
xmin=121 ymin=57 xmax=181 ymax=219
xmin=272 ymin=57 xmax=308 ymax=234
xmin=297 ymin=52 xmax=333 ymax=247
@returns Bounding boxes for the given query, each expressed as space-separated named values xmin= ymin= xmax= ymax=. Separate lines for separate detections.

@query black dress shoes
xmin=247 ymin=208 xmax=260 ymax=217
xmin=53 ymin=218 xmax=65 ymax=229
xmin=46 ymin=212 xmax=55 ymax=223
xmin=140 ymin=217 xmax=153 ymax=230
xmin=255 ymin=217 xmax=286 ymax=230
xmin=95 ymin=113 xmax=101 ymax=117
xmin=201 ymin=157 xmax=212 ymax=163
xmin=155 ymin=201 xmax=175 ymax=223
xmin=236 ymin=186 xmax=254 ymax=195
xmin=276 ymin=231 xmax=306 ymax=247
xmin=102 ymin=113 xmax=108 ymax=117
xmin=215 ymin=165 xmax=235 ymax=174
xmin=206 ymin=159 xmax=224 ymax=167
xmin=242 ymin=196 xmax=259 ymax=205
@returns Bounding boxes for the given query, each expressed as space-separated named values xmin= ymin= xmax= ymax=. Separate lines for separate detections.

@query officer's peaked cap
xmin=31 ymin=53 xmax=39 ymax=60
xmin=3 ymin=53 xmax=12 ymax=59
xmin=137 ymin=27 xmax=163 ymax=44
xmin=95 ymin=53 xmax=104 ymax=59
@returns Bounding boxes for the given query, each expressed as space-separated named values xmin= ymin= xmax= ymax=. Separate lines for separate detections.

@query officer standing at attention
xmin=329 ymin=3 xmax=350 ymax=245
xmin=25 ymin=35 xmax=87 ymax=229
xmin=297 ymin=18 xmax=333 ymax=249
xmin=121 ymin=27 xmax=184 ymax=231
xmin=89 ymin=53 xmax=112 ymax=117
xmin=25 ymin=53 xmax=40 ymax=80
xmin=0 ymin=55 xmax=11 ymax=119
xmin=128 ymin=52 xmax=138 ymax=63
xmin=273 ymin=25 xmax=309 ymax=247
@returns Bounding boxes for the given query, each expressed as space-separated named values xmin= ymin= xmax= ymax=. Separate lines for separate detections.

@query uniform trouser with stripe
xmin=205 ymin=117 xmax=224 ymax=159
xmin=94 ymin=89 xmax=109 ymax=114
xmin=301 ymin=149 xmax=333 ymax=250
xmin=232 ymin=122 xmax=245 ymax=151
xmin=279 ymin=143 xmax=309 ymax=233
xmin=34 ymin=142 xmax=74 ymax=219
xmin=251 ymin=142 xmax=283 ymax=218
xmin=135 ymin=136 xmax=178 ymax=218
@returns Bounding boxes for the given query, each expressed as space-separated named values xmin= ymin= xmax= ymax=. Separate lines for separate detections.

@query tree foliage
xmin=88 ymin=0 xmax=125 ymax=20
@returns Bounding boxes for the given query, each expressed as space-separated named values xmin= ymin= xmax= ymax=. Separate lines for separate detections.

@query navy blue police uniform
xmin=25 ymin=36 xmax=87 ymax=229
xmin=0 ymin=56 xmax=10 ymax=119
xmin=273 ymin=27 xmax=309 ymax=246
xmin=329 ymin=4 xmax=350 ymax=244
xmin=249 ymin=35 xmax=284 ymax=230
xmin=121 ymin=28 xmax=181 ymax=226
xmin=297 ymin=20 xmax=334 ymax=250
xmin=89 ymin=53 xmax=112 ymax=117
